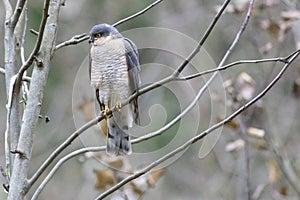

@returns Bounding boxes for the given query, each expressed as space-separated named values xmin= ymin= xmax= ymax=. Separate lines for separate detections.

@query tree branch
xmin=95 ymin=45 xmax=300 ymax=200
xmin=10 ymin=0 xmax=27 ymax=30
xmin=96 ymin=0 xmax=256 ymax=198
xmin=176 ymin=52 xmax=299 ymax=81
xmin=55 ymin=33 xmax=88 ymax=51
xmin=173 ymin=0 xmax=231 ymax=76
xmin=27 ymin=0 xmax=250 ymax=192
xmin=2 ymin=0 xmax=13 ymax=21
xmin=0 ymin=67 xmax=31 ymax=82
xmin=112 ymin=0 xmax=164 ymax=27
xmin=30 ymin=146 xmax=105 ymax=200
xmin=2 ymin=0 xmax=26 ymax=179
xmin=7 ymin=0 xmax=60 ymax=199
xmin=264 ymin=125 xmax=300 ymax=195
xmin=29 ymin=1 xmax=256 ymax=198
xmin=17 ymin=0 xmax=51 ymax=77
xmin=27 ymin=115 xmax=105 ymax=189
xmin=53 ymin=0 xmax=164 ymax=51
xmin=29 ymin=46 xmax=300 ymax=198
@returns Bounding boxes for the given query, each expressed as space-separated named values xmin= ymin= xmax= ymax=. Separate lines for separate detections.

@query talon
xmin=114 ymin=102 xmax=122 ymax=112
xmin=100 ymin=106 xmax=112 ymax=119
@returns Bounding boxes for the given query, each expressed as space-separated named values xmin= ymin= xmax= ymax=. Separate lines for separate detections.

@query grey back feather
xmin=124 ymin=38 xmax=141 ymax=125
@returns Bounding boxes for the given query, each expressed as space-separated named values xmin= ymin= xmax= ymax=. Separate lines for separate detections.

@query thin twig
xmin=20 ymin=7 xmax=29 ymax=106
xmin=173 ymin=0 xmax=231 ymax=76
xmin=31 ymin=0 xmax=255 ymax=198
xmin=29 ymin=49 xmax=300 ymax=199
xmin=235 ymin=117 xmax=251 ymax=200
xmin=4 ymin=75 xmax=18 ymax=179
xmin=7 ymin=0 xmax=55 ymax=199
xmin=3 ymin=0 xmax=13 ymax=21
xmin=27 ymin=115 xmax=104 ymax=189
xmin=28 ymin=0 xmax=235 ymax=190
xmin=0 ymin=165 xmax=10 ymax=193
xmin=30 ymin=29 xmax=39 ymax=36
xmin=96 ymin=0 xmax=255 ymax=198
xmin=30 ymin=147 xmax=105 ymax=200
xmin=264 ymin=126 xmax=300 ymax=195
xmin=17 ymin=0 xmax=51 ymax=77
xmin=55 ymin=33 xmax=88 ymax=51
xmin=176 ymin=55 xmax=294 ymax=81
xmin=0 ymin=67 xmax=31 ymax=82
xmin=113 ymin=0 xmax=164 ymax=27
xmin=20 ymin=7 xmax=28 ymax=65
xmin=10 ymin=0 xmax=27 ymax=30
xmin=54 ymin=0 xmax=163 ymax=51
xmin=95 ymin=46 xmax=300 ymax=200
xmin=0 ymin=67 xmax=6 ymax=76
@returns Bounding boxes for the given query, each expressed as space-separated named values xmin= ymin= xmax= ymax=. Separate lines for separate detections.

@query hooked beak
xmin=89 ymin=36 xmax=94 ymax=44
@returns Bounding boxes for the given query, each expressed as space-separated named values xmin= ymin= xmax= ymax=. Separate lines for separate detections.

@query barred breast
xmin=90 ymin=38 xmax=130 ymax=106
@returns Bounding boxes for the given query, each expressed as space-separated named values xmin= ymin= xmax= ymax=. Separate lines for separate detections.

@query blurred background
xmin=1 ymin=0 xmax=300 ymax=199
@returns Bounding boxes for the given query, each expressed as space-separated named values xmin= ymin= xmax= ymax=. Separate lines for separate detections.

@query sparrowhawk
xmin=89 ymin=24 xmax=141 ymax=156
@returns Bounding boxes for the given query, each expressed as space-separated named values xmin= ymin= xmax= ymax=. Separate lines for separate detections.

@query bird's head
xmin=89 ymin=24 xmax=122 ymax=46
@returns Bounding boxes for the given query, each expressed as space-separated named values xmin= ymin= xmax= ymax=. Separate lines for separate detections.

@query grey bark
xmin=7 ymin=0 xmax=61 ymax=199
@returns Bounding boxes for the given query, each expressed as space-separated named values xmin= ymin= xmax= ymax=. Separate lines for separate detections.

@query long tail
xmin=106 ymin=117 xmax=132 ymax=156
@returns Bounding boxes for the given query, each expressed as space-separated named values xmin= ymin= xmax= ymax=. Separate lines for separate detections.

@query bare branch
xmin=27 ymin=115 xmax=104 ymax=189
xmin=29 ymin=49 xmax=300 ymax=199
xmin=53 ymin=0 xmax=163 ymax=50
xmin=0 ymin=67 xmax=6 ymax=76
xmin=265 ymin=126 xmax=300 ymax=195
xmin=55 ymin=33 xmax=88 ymax=51
xmin=2 ymin=0 xmax=25 ymax=176
xmin=27 ymin=0 xmax=252 ymax=190
xmin=10 ymin=0 xmax=27 ymax=30
xmin=20 ymin=7 xmax=28 ymax=65
xmin=113 ymin=0 xmax=164 ymax=27
xmin=31 ymin=147 xmax=105 ymax=200
xmin=2 ymin=0 xmax=13 ymax=21
xmin=7 ymin=0 xmax=60 ymax=199
xmin=96 ymin=0 xmax=256 ymax=198
xmin=95 ymin=46 xmax=300 ymax=200
xmin=4 ymin=75 xmax=18 ymax=179
xmin=17 ymin=0 xmax=51 ymax=77
xmin=30 ymin=29 xmax=39 ymax=36
xmin=173 ymin=0 xmax=231 ymax=76
xmin=29 ymin=1 xmax=254 ymax=197
xmin=177 ymin=51 xmax=299 ymax=81
xmin=0 ymin=67 xmax=31 ymax=82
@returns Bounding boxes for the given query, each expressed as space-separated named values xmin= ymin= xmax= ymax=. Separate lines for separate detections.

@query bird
xmin=89 ymin=24 xmax=141 ymax=156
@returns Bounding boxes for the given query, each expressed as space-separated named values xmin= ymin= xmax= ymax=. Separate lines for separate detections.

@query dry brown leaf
xmin=100 ymin=120 xmax=108 ymax=136
xmin=106 ymin=157 xmax=124 ymax=169
xmin=293 ymin=78 xmax=300 ymax=98
xmin=77 ymin=99 xmax=95 ymax=121
xmin=236 ymin=72 xmax=256 ymax=101
xmin=267 ymin=158 xmax=280 ymax=186
xmin=250 ymin=139 xmax=268 ymax=150
xmin=217 ymin=117 xmax=239 ymax=129
xmin=247 ymin=127 xmax=265 ymax=138
xmin=225 ymin=139 xmax=245 ymax=152
xmin=147 ymin=168 xmax=165 ymax=188
xmin=259 ymin=42 xmax=273 ymax=55
xmin=279 ymin=185 xmax=288 ymax=196
xmin=93 ymin=169 xmax=115 ymax=190
xmin=281 ymin=10 xmax=300 ymax=22
xmin=261 ymin=19 xmax=291 ymax=42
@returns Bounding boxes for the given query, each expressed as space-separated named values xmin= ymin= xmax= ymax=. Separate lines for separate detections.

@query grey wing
xmin=124 ymin=38 xmax=141 ymax=125
xmin=89 ymin=48 xmax=92 ymax=81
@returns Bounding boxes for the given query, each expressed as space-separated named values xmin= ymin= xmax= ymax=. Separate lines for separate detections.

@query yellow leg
xmin=114 ymin=102 xmax=122 ymax=112
xmin=100 ymin=106 xmax=112 ymax=119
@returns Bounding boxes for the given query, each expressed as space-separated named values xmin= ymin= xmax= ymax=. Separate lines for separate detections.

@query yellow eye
xmin=95 ymin=33 xmax=101 ymax=38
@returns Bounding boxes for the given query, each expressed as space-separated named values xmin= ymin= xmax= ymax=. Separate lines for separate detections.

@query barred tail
xmin=106 ymin=117 xmax=132 ymax=156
